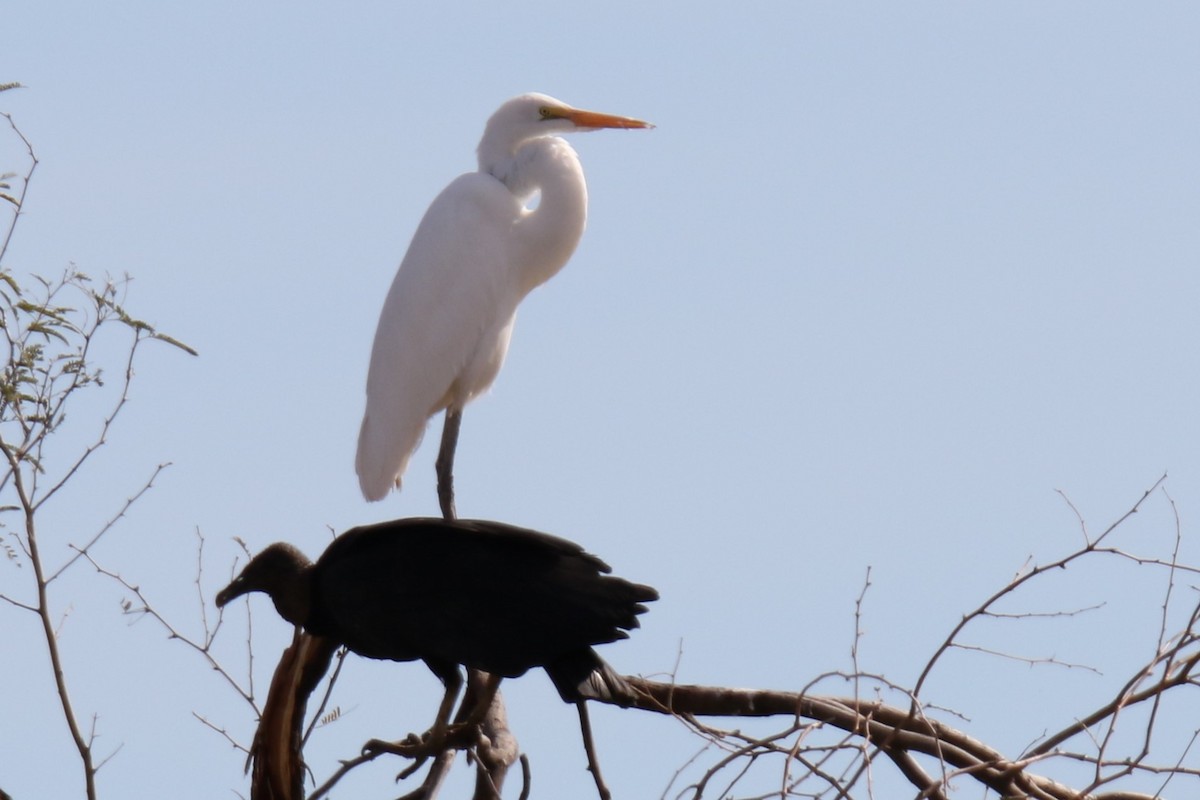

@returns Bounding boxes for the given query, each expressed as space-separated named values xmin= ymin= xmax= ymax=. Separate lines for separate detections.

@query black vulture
xmin=216 ymin=516 xmax=657 ymax=762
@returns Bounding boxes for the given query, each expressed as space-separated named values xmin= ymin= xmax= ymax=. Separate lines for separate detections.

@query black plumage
xmin=215 ymin=517 xmax=657 ymax=706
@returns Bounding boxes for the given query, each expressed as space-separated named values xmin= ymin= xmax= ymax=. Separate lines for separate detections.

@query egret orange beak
xmin=562 ymin=107 xmax=654 ymax=131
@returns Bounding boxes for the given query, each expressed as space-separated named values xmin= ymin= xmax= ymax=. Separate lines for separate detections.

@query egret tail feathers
xmin=355 ymin=412 xmax=425 ymax=502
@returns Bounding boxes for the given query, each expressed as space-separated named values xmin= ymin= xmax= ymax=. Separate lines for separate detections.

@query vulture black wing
xmin=308 ymin=517 xmax=657 ymax=680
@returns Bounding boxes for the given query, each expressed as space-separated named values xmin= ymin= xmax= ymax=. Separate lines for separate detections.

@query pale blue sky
xmin=4 ymin=3 xmax=1200 ymax=798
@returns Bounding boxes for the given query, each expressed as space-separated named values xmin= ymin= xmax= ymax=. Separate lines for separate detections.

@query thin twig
xmin=47 ymin=462 xmax=171 ymax=583
xmin=80 ymin=549 xmax=257 ymax=708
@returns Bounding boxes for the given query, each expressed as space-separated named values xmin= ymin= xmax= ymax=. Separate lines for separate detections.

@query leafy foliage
xmin=0 ymin=269 xmax=195 ymax=505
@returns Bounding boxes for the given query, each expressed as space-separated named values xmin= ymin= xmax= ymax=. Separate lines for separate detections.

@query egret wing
xmin=356 ymin=174 xmax=524 ymax=500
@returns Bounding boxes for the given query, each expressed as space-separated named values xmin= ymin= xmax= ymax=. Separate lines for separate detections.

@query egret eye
xmin=538 ymin=106 xmax=555 ymax=120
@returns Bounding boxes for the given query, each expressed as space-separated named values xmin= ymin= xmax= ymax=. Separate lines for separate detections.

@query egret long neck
xmin=493 ymin=137 xmax=589 ymax=296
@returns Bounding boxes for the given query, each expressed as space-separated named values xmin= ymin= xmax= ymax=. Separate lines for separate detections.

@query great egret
xmin=355 ymin=93 xmax=653 ymax=511
xmin=215 ymin=517 xmax=657 ymax=776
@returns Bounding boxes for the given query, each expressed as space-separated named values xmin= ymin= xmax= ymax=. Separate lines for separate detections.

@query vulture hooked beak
xmin=215 ymin=577 xmax=247 ymax=608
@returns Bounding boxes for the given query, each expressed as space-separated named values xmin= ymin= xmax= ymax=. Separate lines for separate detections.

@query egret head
xmin=478 ymin=93 xmax=652 ymax=168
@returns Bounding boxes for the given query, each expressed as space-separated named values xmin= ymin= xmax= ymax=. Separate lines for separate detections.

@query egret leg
xmin=436 ymin=407 xmax=462 ymax=520
xmin=575 ymin=701 xmax=612 ymax=800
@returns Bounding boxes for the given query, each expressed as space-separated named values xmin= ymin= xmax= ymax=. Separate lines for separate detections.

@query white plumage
xmin=356 ymin=93 xmax=652 ymax=504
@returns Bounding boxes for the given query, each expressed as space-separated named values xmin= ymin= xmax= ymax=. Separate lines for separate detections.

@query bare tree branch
xmin=0 ymin=110 xmax=195 ymax=800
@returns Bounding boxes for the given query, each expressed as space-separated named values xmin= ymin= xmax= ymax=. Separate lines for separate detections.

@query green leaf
xmin=26 ymin=321 xmax=69 ymax=344
xmin=152 ymin=332 xmax=199 ymax=357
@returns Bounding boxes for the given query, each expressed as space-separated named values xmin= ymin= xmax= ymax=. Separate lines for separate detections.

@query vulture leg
xmin=420 ymin=672 xmax=505 ymax=751
xmin=576 ymin=701 xmax=612 ymax=800
xmin=427 ymin=661 xmax=465 ymax=745
xmin=436 ymin=407 xmax=462 ymax=520
xmin=393 ymin=672 xmax=508 ymax=797
xmin=456 ymin=671 xmax=504 ymax=729
xmin=362 ymin=663 xmax=464 ymax=761
xmin=411 ymin=665 xmax=503 ymax=749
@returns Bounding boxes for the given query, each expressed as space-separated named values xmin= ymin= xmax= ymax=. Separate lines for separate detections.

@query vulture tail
xmin=545 ymin=649 xmax=639 ymax=706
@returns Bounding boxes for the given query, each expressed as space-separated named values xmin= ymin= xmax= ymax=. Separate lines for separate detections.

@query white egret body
xmin=356 ymin=93 xmax=652 ymax=507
